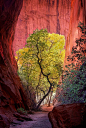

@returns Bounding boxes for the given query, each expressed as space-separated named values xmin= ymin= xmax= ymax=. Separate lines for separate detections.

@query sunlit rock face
xmin=13 ymin=0 xmax=71 ymax=55
xmin=65 ymin=0 xmax=86 ymax=64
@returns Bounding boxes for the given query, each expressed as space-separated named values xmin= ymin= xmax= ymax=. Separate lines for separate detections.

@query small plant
xmin=57 ymin=22 xmax=86 ymax=104
xmin=17 ymin=107 xmax=27 ymax=115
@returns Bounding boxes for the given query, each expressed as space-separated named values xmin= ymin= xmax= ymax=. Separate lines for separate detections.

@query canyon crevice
xmin=0 ymin=0 xmax=86 ymax=127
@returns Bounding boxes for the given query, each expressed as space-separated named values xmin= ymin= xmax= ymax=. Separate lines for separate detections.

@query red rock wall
xmin=65 ymin=0 xmax=86 ymax=65
xmin=0 ymin=0 xmax=72 ymax=118
xmin=13 ymin=0 xmax=71 ymax=55
xmin=0 ymin=0 xmax=29 ymax=118
xmin=55 ymin=0 xmax=86 ymax=107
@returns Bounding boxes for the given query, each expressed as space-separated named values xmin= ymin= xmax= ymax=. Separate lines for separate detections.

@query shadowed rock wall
xmin=0 ymin=0 xmax=29 ymax=119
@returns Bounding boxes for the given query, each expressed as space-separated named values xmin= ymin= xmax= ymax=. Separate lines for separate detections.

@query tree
xmin=16 ymin=29 xmax=65 ymax=109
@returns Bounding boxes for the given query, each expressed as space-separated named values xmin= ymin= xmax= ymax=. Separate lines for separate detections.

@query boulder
xmin=0 ymin=114 xmax=10 ymax=128
xmin=48 ymin=103 xmax=86 ymax=128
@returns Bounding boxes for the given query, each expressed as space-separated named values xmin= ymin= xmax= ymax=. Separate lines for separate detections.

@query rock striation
xmin=0 ymin=0 xmax=30 ymax=124
xmin=65 ymin=0 xmax=86 ymax=64
xmin=13 ymin=0 xmax=71 ymax=55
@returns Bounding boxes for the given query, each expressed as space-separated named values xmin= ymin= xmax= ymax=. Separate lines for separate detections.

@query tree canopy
xmin=15 ymin=29 xmax=65 ymax=108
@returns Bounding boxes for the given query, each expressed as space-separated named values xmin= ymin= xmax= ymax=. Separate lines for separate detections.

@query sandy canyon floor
xmin=10 ymin=105 xmax=53 ymax=128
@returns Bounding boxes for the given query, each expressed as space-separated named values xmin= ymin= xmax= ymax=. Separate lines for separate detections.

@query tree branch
xmin=36 ymin=43 xmax=53 ymax=109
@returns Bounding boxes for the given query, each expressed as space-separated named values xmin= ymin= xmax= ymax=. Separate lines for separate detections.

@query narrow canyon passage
xmin=0 ymin=0 xmax=86 ymax=127
xmin=10 ymin=112 xmax=52 ymax=128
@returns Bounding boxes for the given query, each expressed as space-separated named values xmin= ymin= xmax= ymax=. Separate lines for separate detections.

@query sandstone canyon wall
xmin=0 ymin=0 xmax=72 ymax=119
xmin=0 ymin=0 xmax=29 ymax=119
xmin=13 ymin=0 xmax=71 ymax=55
xmin=0 ymin=0 xmax=86 ymax=126
xmin=65 ymin=0 xmax=86 ymax=64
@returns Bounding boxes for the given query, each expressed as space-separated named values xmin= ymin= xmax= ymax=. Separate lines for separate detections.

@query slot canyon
xmin=0 ymin=0 xmax=86 ymax=127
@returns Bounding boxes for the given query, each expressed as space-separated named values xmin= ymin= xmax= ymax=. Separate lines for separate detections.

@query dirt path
xmin=10 ymin=106 xmax=53 ymax=128
xmin=10 ymin=112 xmax=52 ymax=128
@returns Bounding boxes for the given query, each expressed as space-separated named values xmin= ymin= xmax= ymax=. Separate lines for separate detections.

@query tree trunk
xmin=48 ymin=91 xmax=52 ymax=107
xmin=36 ymin=85 xmax=52 ymax=110
xmin=36 ymin=42 xmax=53 ymax=110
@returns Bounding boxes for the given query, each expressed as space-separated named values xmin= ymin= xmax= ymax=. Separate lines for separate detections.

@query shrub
xmin=17 ymin=107 xmax=27 ymax=115
xmin=57 ymin=22 xmax=86 ymax=104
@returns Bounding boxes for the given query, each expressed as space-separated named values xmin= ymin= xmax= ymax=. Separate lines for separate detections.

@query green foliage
xmin=67 ymin=22 xmax=86 ymax=65
xmin=58 ymin=68 xmax=86 ymax=104
xmin=17 ymin=107 xmax=27 ymax=115
xmin=15 ymin=29 xmax=65 ymax=104
xmin=57 ymin=22 xmax=86 ymax=104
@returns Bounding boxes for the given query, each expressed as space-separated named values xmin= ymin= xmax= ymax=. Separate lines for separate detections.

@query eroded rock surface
xmin=0 ymin=0 xmax=30 ymax=126
xmin=0 ymin=0 xmax=86 ymax=127
xmin=65 ymin=0 xmax=86 ymax=64
xmin=13 ymin=0 xmax=71 ymax=55
xmin=48 ymin=103 xmax=86 ymax=128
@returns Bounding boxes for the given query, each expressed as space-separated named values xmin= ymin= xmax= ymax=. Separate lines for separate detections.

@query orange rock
xmin=65 ymin=0 xmax=86 ymax=65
